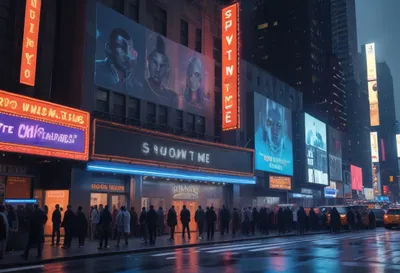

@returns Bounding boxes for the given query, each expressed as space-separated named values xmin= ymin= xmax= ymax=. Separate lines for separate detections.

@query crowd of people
xmin=0 ymin=203 xmax=378 ymax=259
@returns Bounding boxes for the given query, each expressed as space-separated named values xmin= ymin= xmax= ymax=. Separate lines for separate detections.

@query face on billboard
xmin=254 ymin=93 xmax=293 ymax=176
xmin=368 ymin=81 xmax=380 ymax=126
xmin=370 ymin=132 xmax=379 ymax=162
xmin=328 ymin=127 xmax=343 ymax=181
xmin=94 ymin=4 xmax=214 ymax=118
xmin=305 ymin=113 xmax=328 ymax=185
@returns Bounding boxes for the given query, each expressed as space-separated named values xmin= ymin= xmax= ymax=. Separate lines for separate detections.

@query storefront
xmin=75 ymin=119 xmax=255 ymax=221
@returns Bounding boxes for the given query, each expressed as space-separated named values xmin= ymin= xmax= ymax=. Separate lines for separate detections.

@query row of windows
xmin=95 ymin=88 xmax=206 ymax=135
xmin=180 ymin=19 xmax=202 ymax=53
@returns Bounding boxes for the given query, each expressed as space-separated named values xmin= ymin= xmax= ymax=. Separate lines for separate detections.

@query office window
xmin=95 ymin=89 xmax=109 ymax=113
xmin=197 ymin=116 xmax=205 ymax=134
xmin=129 ymin=0 xmax=139 ymax=22
xmin=213 ymin=36 xmax=221 ymax=62
xmin=153 ymin=5 xmax=167 ymax=36
xmin=113 ymin=0 xmax=125 ymax=14
xmin=180 ymin=19 xmax=189 ymax=47
xmin=127 ymin=97 xmax=140 ymax=120
xmin=257 ymin=76 xmax=260 ymax=86
xmin=195 ymin=28 xmax=202 ymax=53
xmin=214 ymin=63 xmax=221 ymax=88
xmin=176 ymin=109 xmax=183 ymax=129
xmin=246 ymin=68 xmax=252 ymax=81
xmin=187 ymin=113 xmax=195 ymax=132
xmin=147 ymin=102 xmax=156 ymax=124
xmin=159 ymin=105 xmax=168 ymax=125
xmin=113 ymin=93 xmax=125 ymax=117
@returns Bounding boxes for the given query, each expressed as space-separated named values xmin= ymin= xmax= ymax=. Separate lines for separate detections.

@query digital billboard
xmin=95 ymin=4 xmax=215 ymax=119
xmin=20 ymin=0 xmax=41 ymax=86
xmin=370 ymin=132 xmax=379 ymax=162
xmin=351 ymin=164 xmax=363 ymax=191
xmin=396 ymin=134 xmax=400 ymax=158
xmin=305 ymin=113 xmax=328 ymax=185
xmin=269 ymin=176 xmax=291 ymax=190
xmin=0 ymin=90 xmax=90 ymax=160
xmin=221 ymin=3 xmax=240 ymax=131
xmin=254 ymin=93 xmax=293 ymax=176
xmin=365 ymin=43 xmax=379 ymax=126
xmin=328 ymin=127 xmax=343 ymax=181
xmin=366 ymin=43 xmax=377 ymax=81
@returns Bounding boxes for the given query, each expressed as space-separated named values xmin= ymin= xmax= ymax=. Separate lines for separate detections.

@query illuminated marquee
xmin=221 ymin=3 xmax=240 ymax=131
xmin=0 ymin=90 xmax=90 ymax=160
xmin=20 ymin=0 xmax=42 ymax=86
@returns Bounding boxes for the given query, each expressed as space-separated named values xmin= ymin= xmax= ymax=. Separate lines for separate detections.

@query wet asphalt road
xmin=3 ymin=228 xmax=400 ymax=273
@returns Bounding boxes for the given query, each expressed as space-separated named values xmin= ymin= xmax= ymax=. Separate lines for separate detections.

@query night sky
xmin=356 ymin=0 xmax=400 ymax=120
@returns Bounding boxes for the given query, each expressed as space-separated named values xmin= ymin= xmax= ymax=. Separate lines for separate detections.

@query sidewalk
xmin=0 ymin=230 xmax=328 ymax=269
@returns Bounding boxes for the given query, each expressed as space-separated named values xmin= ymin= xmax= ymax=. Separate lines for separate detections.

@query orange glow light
xmin=20 ymin=0 xmax=42 ymax=86
xmin=221 ymin=3 xmax=240 ymax=131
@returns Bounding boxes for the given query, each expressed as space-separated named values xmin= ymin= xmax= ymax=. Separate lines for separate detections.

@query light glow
xmin=5 ymin=199 xmax=37 ymax=204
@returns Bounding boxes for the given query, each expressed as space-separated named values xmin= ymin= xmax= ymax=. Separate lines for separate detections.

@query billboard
xmin=305 ymin=113 xmax=328 ymax=185
xmin=20 ymin=0 xmax=41 ymax=86
xmin=366 ymin=43 xmax=377 ymax=81
xmin=351 ymin=164 xmax=363 ymax=191
xmin=397 ymin=134 xmax=400 ymax=157
xmin=365 ymin=43 xmax=379 ymax=126
xmin=269 ymin=176 xmax=291 ymax=190
xmin=370 ymin=132 xmax=379 ymax=162
xmin=0 ymin=90 xmax=90 ymax=160
xmin=221 ymin=3 xmax=240 ymax=131
xmin=254 ymin=93 xmax=293 ymax=176
xmin=95 ymin=4 xmax=215 ymax=118
xmin=328 ymin=127 xmax=343 ymax=181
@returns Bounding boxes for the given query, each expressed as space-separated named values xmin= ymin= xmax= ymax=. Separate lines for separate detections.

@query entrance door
xmin=111 ymin=194 xmax=127 ymax=209
xmin=172 ymin=200 xmax=198 ymax=233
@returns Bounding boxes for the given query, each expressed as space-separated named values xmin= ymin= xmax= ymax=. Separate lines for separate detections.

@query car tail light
xmin=384 ymin=215 xmax=388 ymax=219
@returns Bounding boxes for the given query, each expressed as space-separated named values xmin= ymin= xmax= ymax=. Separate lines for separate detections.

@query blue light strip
xmin=5 ymin=199 xmax=37 ymax=204
xmin=87 ymin=161 xmax=256 ymax=185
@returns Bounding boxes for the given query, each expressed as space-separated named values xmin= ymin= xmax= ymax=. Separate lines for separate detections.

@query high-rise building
xmin=327 ymin=55 xmax=346 ymax=131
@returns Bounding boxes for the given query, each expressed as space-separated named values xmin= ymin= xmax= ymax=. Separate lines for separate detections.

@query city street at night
xmin=3 ymin=229 xmax=400 ymax=273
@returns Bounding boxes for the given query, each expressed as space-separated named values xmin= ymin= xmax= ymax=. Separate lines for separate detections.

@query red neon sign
xmin=221 ymin=3 xmax=240 ymax=131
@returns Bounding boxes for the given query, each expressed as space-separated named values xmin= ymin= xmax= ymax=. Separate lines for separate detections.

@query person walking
xmin=98 ymin=205 xmax=112 ymax=249
xmin=116 ymin=206 xmax=130 ymax=247
xmin=167 ymin=205 xmax=177 ymax=240
xmin=90 ymin=205 xmax=100 ymax=240
xmin=297 ymin=207 xmax=307 ymax=234
xmin=277 ymin=207 xmax=285 ymax=235
xmin=232 ymin=208 xmax=240 ymax=237
xmin=51 ymin=204 xmax=62 ymax=246
xmin=219 ymin=205 xmax=230 ymax=235
xmin=368 ymin=210 xmax=376 ymax=229
xmin=0 ymin=205 xmax=9 ymax=260
xmin=76 ymin=206 xmax=88 ymax=248
xmin=206 ymin=206 xmax=217 ymax=240
xmin=195 ymin=206 xmax=205 ymax=239
xmin=180 ymin=205 xmax=191 ymax=240
xmin=21 ymin=204 xmax=47 ymax=259
xmin=157 ymin=207 xmax=165 ymax=236
xmin=62 ymin=205 xmax=75 ymax=249
xmin=146 ymin=205 xmax=158 ymax=245
xmin=129 ymin=207 xmax=138 ymax=237
xmin=139 ymin=207 xmax=147 ymax=243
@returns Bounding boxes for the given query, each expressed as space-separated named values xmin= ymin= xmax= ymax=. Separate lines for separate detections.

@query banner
xmin=269 ymin=176 xmax=291 ymax=190
xmin=370 ymin=132 xmax=379 ymax=162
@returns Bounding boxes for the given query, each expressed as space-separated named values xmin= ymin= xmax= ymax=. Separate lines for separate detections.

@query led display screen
xmin=328 ymin=127 xmax=343 ymax=181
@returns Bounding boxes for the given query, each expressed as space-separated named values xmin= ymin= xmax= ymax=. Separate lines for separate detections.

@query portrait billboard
xmin=351 ymin=164 xmax=363 ymax=191
xmin=254 ymin=93 xmax=293 ymax=176
xmin=396 ymin=134 xmax=400 ymax=158
xmin=328 ymin=127 xmax=343 ymax=181
xmin=0 ymin=90 xmax=89 ymax=160
xmin=370 ymin=132 xmax=379 ymax=162
xmin=95 ymin=4 xmax=215 ymax=118
xmin=305 ymin=113 xmax=328 ymax=185
xmin=221 ymin=2 xmax=240 ymax=131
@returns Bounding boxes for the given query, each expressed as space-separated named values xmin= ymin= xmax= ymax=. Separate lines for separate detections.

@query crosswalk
xmin=149 ymin=230 xmax=385 ymax=259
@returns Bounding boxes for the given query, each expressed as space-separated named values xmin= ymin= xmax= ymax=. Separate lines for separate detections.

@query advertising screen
xmin=254 ymin=93 xmax=293 ymax=176
xmin=396 ymin=134 xmax=400 ymax=158
xmin=366 ymin=43 xmax=377 ymax=81
xmin=328 ymin=127 xmax=343 ymax=181
xmin=351 ymin=164 xmax=363 ymax=191
xmin=305 ymin=113 xmax=328 ymax=185
xmin=269 ymin=176 xmax=292 ymax=190
xmin=0 ymin=90 xmax=90 ymax=160
xmin=221 ymin=3 xmax=240 ymax=131
xmin=370 ymin=132 xmax=379 ymax=162
xmin=95 ymin=4 xmax=215 ymax=119
xmin=365 ymin=43 xmax=379 ymax=126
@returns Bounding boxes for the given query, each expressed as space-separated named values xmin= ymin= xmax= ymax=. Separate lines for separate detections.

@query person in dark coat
xmin=146 ymin=205 xmax=158 ymax=245
xmin=308 ymin=208 xmax=318 ymax=231
xmin=180 ymin=205 xmax=191 ymax=239
xmin=355 ymin=210 xmax=362 ymax=231
xmin=330 ymin=207 xmax=341 ymax=233
xmin=61 ymin=205 xmax=75 ymax=249
xmin=51 ymin=204 xmax=62 ymax=246
xmin=232 ymin=208 xmax=241 ymax=236
xmin=284 ymin=207 xmax=292 ymax=233
xmin=130 ymin=207 xmax=138 ymax=237
xmin=167 ymin=205 xmax=177 ymax=240
xmin=76 ymin=206 xmax=88 ymax=247
xmin=297 ymin=207 xmax=307 ymax=234
xmin=157 ymin=207 xmax=165 ymax=236
xmin=195 ymin=206 xmax=205 ymax=239
xmin=251 ymin=208 xmax=259 ymax=236
xmin=206 ymin=206 xmax=217 ymax=240
xmin=258 ymin=208 xmax=267 ymax=235
xmin=346 ymin=209 xmax=355 ymax=231
xmin=368 ymin=210 xmax=376 ymax=229
xmin=21 ymin=204 xmax=47 ymax=259
xmin=277 ymin=208 xmax=285 ymax=235
xmin=98 ymin=205 xmax=112 ymax=249
xmin=139 ymin=207 xmax=147 ymax=243
xmin=219 ymin=205 xmax=230 ymax=235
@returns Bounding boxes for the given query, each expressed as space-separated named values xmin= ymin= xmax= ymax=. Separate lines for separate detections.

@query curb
xmin=0 ymin=231 xmax=330 ymax=269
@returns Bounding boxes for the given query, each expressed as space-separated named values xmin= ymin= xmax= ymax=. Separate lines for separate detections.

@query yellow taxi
xmin=319 ymin=206 xmax=348 ymax=227
xmin=384 ymin=209 xmax=400 ymax=229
